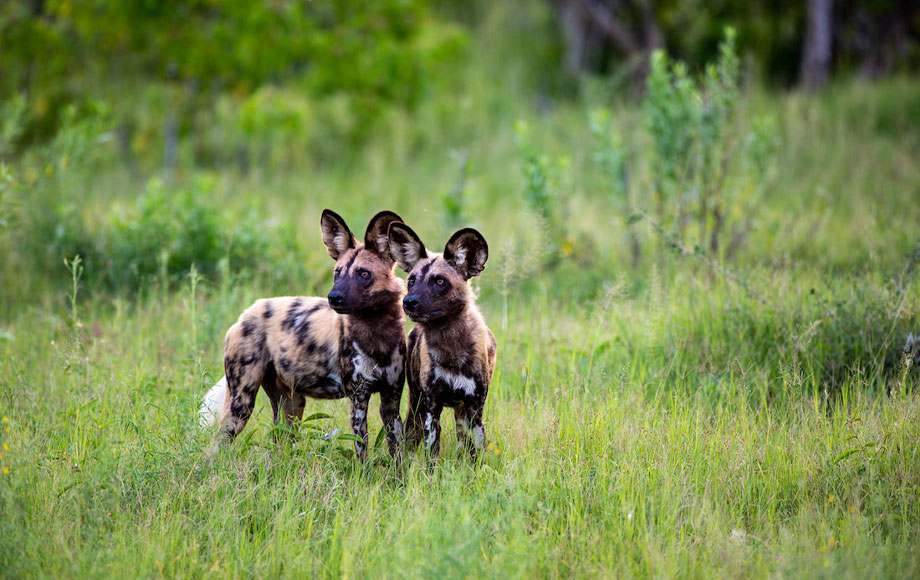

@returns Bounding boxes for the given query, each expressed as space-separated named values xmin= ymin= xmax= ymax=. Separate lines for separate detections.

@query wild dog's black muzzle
xmin=403 ymin=295 xmax=420 ymax=313
xmin=328 ymin=291 xmax=345 ymax=308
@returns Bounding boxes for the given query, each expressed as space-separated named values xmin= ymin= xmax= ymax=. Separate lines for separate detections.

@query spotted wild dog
xmin=200 ymin=210 xmax=408 ymax=460
xmin=387 ymin=223 xmax=496 ymax=460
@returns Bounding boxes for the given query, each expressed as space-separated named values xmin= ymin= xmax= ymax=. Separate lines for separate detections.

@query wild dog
xmin=201 ymin=210 xmax=407 ymax=460
xmin=387 ymin=223 xmax=496 ymax=460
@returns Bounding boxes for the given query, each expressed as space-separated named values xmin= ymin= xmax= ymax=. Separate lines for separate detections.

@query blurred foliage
xmin=514 ymin=120 xmax=569 ymax=268
xmin=590 ymin=29 xmax=780 ymax=260
xmin=101 ymin=177 xmax=304 ymax=292
xmin=561 ymin=0 xmax=919 ymax=86
xmin=0 ymin=98 xmax=305 ymax=297
xmin=0 ymin=0 xmax=466 ymax=154
xmin=2 ymin=0 xmax=916 ymax=166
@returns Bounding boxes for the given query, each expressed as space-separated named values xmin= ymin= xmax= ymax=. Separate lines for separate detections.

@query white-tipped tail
xmin=199 ymin=376 xmax=227 ymax=428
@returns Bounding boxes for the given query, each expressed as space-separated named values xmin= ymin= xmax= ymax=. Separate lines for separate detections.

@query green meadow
xmin=2 ymin=6 xmax=920 ymax=578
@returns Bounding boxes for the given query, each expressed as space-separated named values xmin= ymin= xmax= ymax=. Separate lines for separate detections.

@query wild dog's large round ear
xmin=387 ymin=222 xmax=427 ymax=273
xmin=364 ymin=211 xmax=403 ymax=263
xmin=321 ymin=209 xmax=357 ymax=260
xmin=443 ymin=228 xmax=488 ymax=279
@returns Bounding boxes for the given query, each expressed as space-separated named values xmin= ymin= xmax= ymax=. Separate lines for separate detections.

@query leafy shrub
xmin=593 ymin=28 xmax=779 ymax=263
xmin=514 ymin=120 xmax=572 ymax=269
xmin=100 ymin=177 xmax=304 ymax=292
xmin=0 ymin=101 xmax=112 ymax=306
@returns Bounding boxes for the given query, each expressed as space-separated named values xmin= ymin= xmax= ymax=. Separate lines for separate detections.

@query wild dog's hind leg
xmin=262 ymin=364 xmax=283 ymax=425
xmin=378 ymin=386 xmax=404 ymax=460
xmin=280 ymin=393 xmax=307 ymax=425
xmin=262 ymin=368 xmax=305 ymax=442
xmin=211 ymin=329 xmax=268 ymax=452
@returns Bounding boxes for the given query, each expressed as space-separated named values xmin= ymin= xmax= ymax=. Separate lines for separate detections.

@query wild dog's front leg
xmin=422 ymin=398 xmax=445 ymax=458
xmin=468 ymin=407 xmax=486 ymax=461
xmin=454 ymin=404 xmax=473 ymax=456
xmin=455 ymin=404 xmax=485 ymax=461
xmin=349 ymin=387 xmax=371 ymax=460
xmin=378 ymin=385 xmax=404 ymax=460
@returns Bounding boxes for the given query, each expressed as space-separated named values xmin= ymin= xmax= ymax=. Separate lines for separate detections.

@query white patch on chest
xmin=433 ymin=366 xmax=477 ymax=396
xmin=351 ymin=342 xmax=377 ymax=383
xmin=351 ymin=341 xmax=403 ymax=385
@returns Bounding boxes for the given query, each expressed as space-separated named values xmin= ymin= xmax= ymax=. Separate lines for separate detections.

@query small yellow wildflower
xmin=2 ymin=466 xmax=7 ymax=474
xmin=561 ymin=236 xmax=576 ymax=257
xmin=2 ymin=444 xmax=6 ymax=451
xmin=2 ymin=416 xmax=8 ymax=422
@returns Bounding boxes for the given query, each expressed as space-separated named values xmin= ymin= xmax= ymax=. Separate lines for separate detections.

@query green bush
xmin=589 ymin=29 xmax=779 ymax=263
xmin=100 ymin=177 xmax=304 ymax=292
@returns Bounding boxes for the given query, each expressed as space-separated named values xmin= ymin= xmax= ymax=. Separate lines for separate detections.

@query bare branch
xmin=578 ymin=0 xmax=640 ymax=54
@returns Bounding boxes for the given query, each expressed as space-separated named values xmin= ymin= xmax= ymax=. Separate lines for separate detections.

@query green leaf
xmin=335 ymin=433 xmax=366 ymax=444
xmin=303 ymin=412 xmax=333 ymax=422
xmin=374 ymin=427 xmax=387 ymax=449
xmin=833 ymin=449 xmax=860 ymax=464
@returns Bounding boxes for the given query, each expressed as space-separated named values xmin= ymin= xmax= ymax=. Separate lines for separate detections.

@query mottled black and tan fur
xmin=387 ymin=223 xmax=496 ymax=460
xmin=202 ymin=210 xmax=407 ymax=460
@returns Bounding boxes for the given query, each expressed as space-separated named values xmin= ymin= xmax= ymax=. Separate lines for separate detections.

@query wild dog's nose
xmin=328 ymin=291 xmax=344 ymax=307
xmin=403 ymin=295 xmax=419 ymax=312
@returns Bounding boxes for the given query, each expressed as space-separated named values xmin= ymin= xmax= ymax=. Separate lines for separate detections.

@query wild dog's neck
xmin=417 ymin=306 xmax=484 ymax=354
xmin=344 ymin=300 xmax=404 ymax=357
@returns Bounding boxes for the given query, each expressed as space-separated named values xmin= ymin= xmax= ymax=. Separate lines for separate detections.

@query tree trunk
xmin=801 ymin=0 xmax=833 ymax=90
xmin=552 ymin=0 xmax=663 ymax=91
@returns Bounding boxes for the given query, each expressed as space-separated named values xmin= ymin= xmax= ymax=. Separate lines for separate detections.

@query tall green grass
xmin=1 ymin=59 xmax=919 ymax=578
xmin=0 ymin=268 xmax=918 ymax=578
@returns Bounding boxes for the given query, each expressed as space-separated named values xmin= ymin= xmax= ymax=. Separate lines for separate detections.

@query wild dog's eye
xmin=408 ymin=275 xmax=416 ymax=287
xmin=435 ymin=277 xmax=445 ymax=286
xmin=334 ymin=268 xmax=341 ymax=279
xmin=359 ymin=269 xmax=370 ymax=279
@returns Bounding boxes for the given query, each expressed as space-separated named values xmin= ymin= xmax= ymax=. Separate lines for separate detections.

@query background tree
xmin=548 ymin=0 xmax=920 ymax=87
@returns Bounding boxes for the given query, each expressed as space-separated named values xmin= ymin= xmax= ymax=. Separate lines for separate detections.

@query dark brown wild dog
xmin=387 ymin=223 xmax=496 ymax=460
xmin=201 ymin=210 xmax=407 ymax=460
